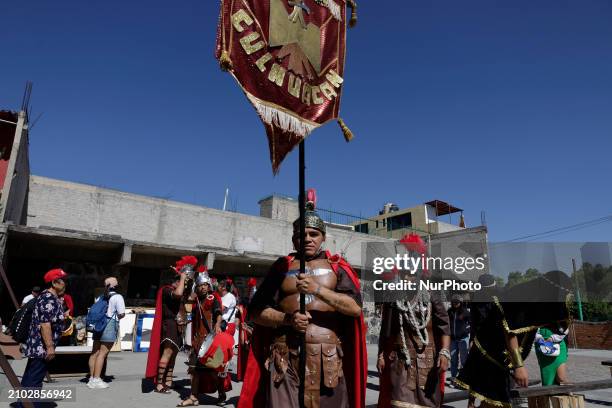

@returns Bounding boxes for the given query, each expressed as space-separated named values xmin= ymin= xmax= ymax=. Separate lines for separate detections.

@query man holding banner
xmin=238 ymin=197 xmax=367 ymax=408
xmin=215 ymin=0 xmax=362 ymax=405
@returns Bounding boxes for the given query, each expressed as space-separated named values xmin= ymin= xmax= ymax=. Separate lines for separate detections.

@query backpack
xmin=7 ymin=298 xmax=37 ymax=343
xmin=86 ymin=294 xmax=115 ymax=333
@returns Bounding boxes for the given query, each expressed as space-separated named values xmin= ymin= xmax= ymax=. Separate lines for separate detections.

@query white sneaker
xmin=90 ymin=378 xmax=110 ymax=389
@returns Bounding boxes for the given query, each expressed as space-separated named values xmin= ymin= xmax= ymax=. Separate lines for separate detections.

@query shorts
xmin=93 ymin=318 xmax=118 ymax=343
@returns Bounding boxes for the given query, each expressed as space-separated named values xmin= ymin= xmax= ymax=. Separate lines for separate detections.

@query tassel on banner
xmin=338 ymin=118 xmax=354 ymax=142
xmin=219 ymin=50 xmax=233 ymax=71
xmin=347 ymin=0 xmax=357 ymax=28
xmin=315 ymin=0 xmax=342 ymax=21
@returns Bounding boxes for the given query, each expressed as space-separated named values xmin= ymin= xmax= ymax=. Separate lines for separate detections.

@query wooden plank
xmin=511 ymin=379 xmax=612 ymax=398
xmin=443 ymin=390 xmax=469 ymax=403
xmin=528 ymin=396 xmax=550 ymax=408
xmin=550 ymin=395 xmax=585 ymax=408
xmin=0 ymin=347 xmax=34 ymax=408
xmin=0 ymin=263 xmax=19 ymax=309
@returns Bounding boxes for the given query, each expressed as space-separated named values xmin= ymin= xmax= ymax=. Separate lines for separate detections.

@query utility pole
xmin=572 ymin=258 xmax=584 ymax=321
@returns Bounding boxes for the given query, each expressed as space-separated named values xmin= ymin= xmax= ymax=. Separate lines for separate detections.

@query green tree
xmin=524 ymin=268 xmax=540 ymax=280
xmin=506 ymin=271 xmax=524 ymax=288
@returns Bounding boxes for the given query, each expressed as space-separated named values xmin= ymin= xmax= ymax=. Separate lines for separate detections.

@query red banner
xmin=216 ymin=0 xmax=353 ymax=173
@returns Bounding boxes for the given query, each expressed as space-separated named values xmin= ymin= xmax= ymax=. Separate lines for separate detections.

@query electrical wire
xmin=504 ymin=214 xmax=612 ymax=242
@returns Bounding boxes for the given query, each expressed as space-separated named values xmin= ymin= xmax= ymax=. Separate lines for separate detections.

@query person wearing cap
xmin=238 ymin=190 xmax=368 ymax=408
xmin=19 ymin=268 xmax=67 ymax=404
xmin=21 ymin=286 xmax=41 ymax=306
xmin=87 ymin=276 xmax=126 ymax=389
xmin=178 ymin=268 xmax=225 ymax=407
xmin=447 ymin=294 xmax=471 ymax=382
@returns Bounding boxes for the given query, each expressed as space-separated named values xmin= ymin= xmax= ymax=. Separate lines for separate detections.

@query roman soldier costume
xmin=189 ymin=270 xmax=232 ymax=394
xmin=377 ymin=290 xmax=451 ymax=408
xmin=145 ymin=255 xmax=197 ymax=385
xmin=377 ymin=234 xmax=451 ymax=408
xmin=238 ymin=199 xmax=367 ymax=408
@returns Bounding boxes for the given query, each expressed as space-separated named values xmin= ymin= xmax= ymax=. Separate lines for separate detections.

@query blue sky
xmin=1 ymin=0 xmax=611 ymax=242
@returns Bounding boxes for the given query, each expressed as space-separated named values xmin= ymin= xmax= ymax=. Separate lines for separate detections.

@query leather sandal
xmin=154 ymin=385 xmax=172 ymax=394
xmin=177 ymin=396 xmax=199 ymax=407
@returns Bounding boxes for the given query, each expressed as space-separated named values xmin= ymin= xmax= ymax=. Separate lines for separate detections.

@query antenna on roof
xmin=223 ymin=188 xmax=229 ymax=211
xmin=21 ymin=81 xmax=33 ymax=117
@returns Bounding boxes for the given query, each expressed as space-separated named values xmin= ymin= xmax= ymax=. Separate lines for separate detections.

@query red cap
xmin=44 ymin=268 xmax=68 ymax=283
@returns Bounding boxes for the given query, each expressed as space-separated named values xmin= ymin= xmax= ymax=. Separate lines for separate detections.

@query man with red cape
xmin=238 ymin=197 xmax=368 ymax=408
xmin=178 ymin=269 xmax=234 ymax=406
xmin=145 ymin=256 xmax=195 ymax=393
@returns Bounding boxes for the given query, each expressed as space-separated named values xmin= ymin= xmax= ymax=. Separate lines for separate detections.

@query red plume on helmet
xmin=247 ymin=278 xmax=257 ymax=288
xmin=175 ymin=255 xmax=198 ymax=274
xmin=306 ymin=188 xmax=317 ymax=208
xmin=197 ymin=265 xmax=208 ymax=273
xmin=399 ymin=234 xmax=431 ymax=277
xmin=399 ymin=233 xmax=427 ymax=255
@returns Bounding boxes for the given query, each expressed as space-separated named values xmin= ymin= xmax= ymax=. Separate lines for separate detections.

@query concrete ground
xmin=1 ymin=345 xmax=611 ymax=408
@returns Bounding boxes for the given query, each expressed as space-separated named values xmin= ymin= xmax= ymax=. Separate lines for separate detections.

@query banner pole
xmin=298 ymin=140 xmax=306 ymax=408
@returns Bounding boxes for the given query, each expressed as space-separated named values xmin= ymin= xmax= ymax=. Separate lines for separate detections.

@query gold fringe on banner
xmin=218 ymin=0 xmax=233 ymax=71
xmin=347 ymin=0 xmax=357 ymax=28
xmin=219 ymin=50 xmax=233 ymax=71
xmin=338 ymin=118 xmax=354 ymax=142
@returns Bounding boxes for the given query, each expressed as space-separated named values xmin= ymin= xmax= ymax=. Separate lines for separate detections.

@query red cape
xmin=145 ymin=285 xmax=171 ymax=381
xmin=61 ymin=293 xmax=74 ymax=316
xmin=237 ymin=251 xmax=368 ymax=408
xmin=236 ymin=304 xmax=249 ymax=382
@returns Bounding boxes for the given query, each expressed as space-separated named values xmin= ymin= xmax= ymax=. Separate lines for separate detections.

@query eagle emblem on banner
xmin=216 ymin=0 xmax=357 ymax=173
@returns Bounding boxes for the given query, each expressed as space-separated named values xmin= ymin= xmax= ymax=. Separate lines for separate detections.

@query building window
xmin=355 ymin=223 xmax=369 ymax=234
xmin=387 ymin=212 xmax=412 ymax=231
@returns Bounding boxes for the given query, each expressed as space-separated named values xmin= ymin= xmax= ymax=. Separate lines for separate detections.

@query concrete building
xmin=352 ymin=199 xmax=466 ymax=239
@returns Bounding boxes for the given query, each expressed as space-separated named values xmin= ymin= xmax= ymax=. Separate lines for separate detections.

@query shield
xmin=198 ymin=333 xmax=215 ymax=359
xmin=216 ymin=0 xmax=353 ymax=173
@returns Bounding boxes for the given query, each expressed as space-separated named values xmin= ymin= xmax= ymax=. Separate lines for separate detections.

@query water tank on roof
xmin=380 ymin=202 xmax=399 ymax=215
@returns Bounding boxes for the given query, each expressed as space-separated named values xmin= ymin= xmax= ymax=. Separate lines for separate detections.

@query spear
xmin=298 ymin=140 xmax=306 ymax=408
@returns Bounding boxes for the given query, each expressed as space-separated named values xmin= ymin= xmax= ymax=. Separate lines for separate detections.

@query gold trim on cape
xmin=452 ymin=378 xmax=512 ymax=408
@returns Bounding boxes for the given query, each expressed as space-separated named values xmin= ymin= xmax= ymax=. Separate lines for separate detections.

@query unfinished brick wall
xmin=567 ymin=321 xmax=612 ymax=350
